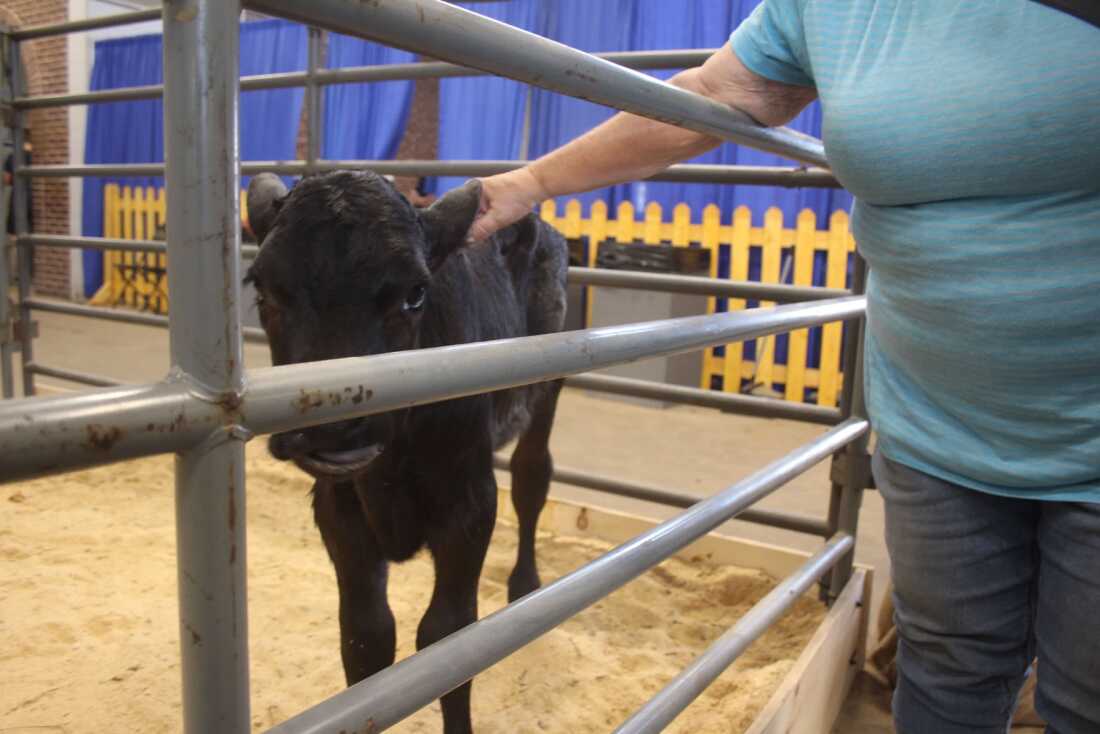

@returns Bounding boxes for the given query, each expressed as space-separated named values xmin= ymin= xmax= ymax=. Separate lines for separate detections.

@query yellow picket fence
xmin=539 ymin=199 xmax=857 ymax=407
xmin=99 ymin=187 xmax=855 ymax=406
xmin=93 ymin=184 xmax=249 ymax=314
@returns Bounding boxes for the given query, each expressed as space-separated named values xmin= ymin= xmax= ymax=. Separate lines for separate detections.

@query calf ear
xmin=419 ymin=179 xmax=482 ymax=270
xmin=246 ymin=173 xmax=289 ymax=245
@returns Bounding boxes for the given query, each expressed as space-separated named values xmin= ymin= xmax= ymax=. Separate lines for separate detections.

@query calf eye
xmin=403 ymin=284 xmax=427 ymax=312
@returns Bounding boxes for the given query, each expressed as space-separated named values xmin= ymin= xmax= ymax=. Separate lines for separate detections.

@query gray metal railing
xmin=0 ymin=2 xmax=872 ymax=733
xmin=245 ymin=0 xmax=826 ymax=167
xmin=266 ymin=420 xmax=867 ymax=734
xmin=18 ymin=159 xmax=841 ymax=187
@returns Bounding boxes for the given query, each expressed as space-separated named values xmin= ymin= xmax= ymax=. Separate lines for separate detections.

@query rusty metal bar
xmin=13 ymin=49 xmax=718 ymax=110
xmin=0 ymin=297 xmax=865 ymax=483
xmin=163 ymin=1 xmax=251 ymax=730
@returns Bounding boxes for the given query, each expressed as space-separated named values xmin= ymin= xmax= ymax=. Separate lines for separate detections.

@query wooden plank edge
xmin=745 ymin=567 xmax=872 ymax=734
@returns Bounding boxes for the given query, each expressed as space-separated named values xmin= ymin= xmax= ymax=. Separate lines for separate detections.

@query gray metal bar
xmin=244 ymin=0 xmax=828 ymax=167
xmin=613 ymin=533 xmax=855 ymax=734
xmin=0 ymin=34 xmax=12 ymax=400
xmin=26 ymin=362 xmax=123 ymax=388
xmin=20 ymin=160 xmax=840 ymax=188
xmin=565 ymin=373 xmax=841 ymax=425
xmin=13 ymin=49 xmax=718 ymax=110
xmin=163 ymin=1 xmax=250 ymax=732
xmin=10 ymin=7 xmax=161 ymax=41
xmin=826 ymin=254 xmax=870 ymax=601
xmin=0 ymin=380 xmax=220 ymax=481
xmin=1 ymin=297 xmax=864 ymax=483
xmin=10 ymin=38 xmax=33 ymax=397
xmin=22 ymin=234 xmax=261 ymax=259
xmin=304 ymin=27 xmax=324 ymax=171
xmin=240 ymin=297 xmax=865 ymax=438
xmin=491 ymin=453 xmax=830 ymax=536
xmin=316 ymin=160 xmax=839 ymax=187
xmin=15 ymin=83 xmax=165 ymax=109
xmin=570 ymin=267 xmax=849 ymax=304
xmin=21 ymin=162 xmax=167 ymax=177
xmin=265 ymin=419 xmax=866 ymax=734
xmin=22 ymin=297 xmax=306 ymax=344
xmin=27 ymin=297 xmax=171 ymax=328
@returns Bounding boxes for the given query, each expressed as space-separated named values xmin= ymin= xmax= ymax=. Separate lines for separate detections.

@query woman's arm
xmin=467 ymin=44 xmax=817 ymax=241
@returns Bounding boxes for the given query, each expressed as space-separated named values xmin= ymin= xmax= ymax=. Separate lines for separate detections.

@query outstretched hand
xmin=466 ymin=168 xmax=549 ymax=243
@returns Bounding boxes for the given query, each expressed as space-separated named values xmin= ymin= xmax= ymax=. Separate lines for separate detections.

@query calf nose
xmin=269 ymin=431 xmax=310 ymax=461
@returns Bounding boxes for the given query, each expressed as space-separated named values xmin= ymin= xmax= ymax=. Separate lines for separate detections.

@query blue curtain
xmin=240 ymin=20 xmax=309 ymax=189
xmin=81 ymin=20 xmax=308 ymax=297
xmin=322 ymin=34 xmax=415 ymax=163
xmin=526 ymin=0 xmax=637 ymax=211
xmin=80 ymin=34 xmax=163 ymax=297
xmin=430 ymin=0 xmax=542 ymax=194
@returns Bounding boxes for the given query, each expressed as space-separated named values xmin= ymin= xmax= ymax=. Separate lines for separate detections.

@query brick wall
xmin=1 ymin=0 xmax=71 ymax=298
xmin=393 ymin=74 xmax=439 ymax=203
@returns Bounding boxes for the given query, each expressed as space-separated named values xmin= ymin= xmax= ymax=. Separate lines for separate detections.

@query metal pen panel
xmin=304 ymin=27 xmax=324 ymax=171
xmin=491 ymin=453 xmax=831 ymax=536
xmin=10 ymin=7 xmax=161 ymax=41
xmin=826 ymin=254 xmax=870 ymax=600
xmin=162 ymin=2 xmax=250 ymax=732
xmin=23 ymin=234 xmax=260 ymax=259
xmin=613 ymin=533 xmax=855 ymax=734
xmin=0 ymin=379 xmax=222 ymax=480
xmin=240 ymin=297 xmax=866 ymax=438
xmin=266 ymin=419 xmax=867 ymax=734
xmin=26 ymin=297 xmax=172 ymax=328
xmin=9 ymin=37 xmax=33 ymax=397
xmin=564 ymin=373 xmax=842 ymax=425
xmin=26 ymin=362 xmax=124 ymax=388
xmin=568 ymin=267 xmax=851 ymax=304
xmin=0 ymin=35 xmax=12 ymax=400
xmin=21 ymin=162 xmax=167 ymax=177
xmin=13 ymin=49 xmax=719 ymax=110
xmin=243 ymin=0 xmax=828 ymax=167
xmin=0 ymin=298 xmax=864 ymax=483
xmin=310 ymin=160 xmax=839 ymax=187
xmin=19 ymin=160 xmax=841 ymax=188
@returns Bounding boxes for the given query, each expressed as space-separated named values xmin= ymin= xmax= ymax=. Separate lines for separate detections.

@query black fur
xmin=246 ymin=170 xmax=567 ymax=734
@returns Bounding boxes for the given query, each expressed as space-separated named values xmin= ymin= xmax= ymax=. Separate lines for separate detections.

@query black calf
xmin=245 ymin=170 xmax=568 ymax=734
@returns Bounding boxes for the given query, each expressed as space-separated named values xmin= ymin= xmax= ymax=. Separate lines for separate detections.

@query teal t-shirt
xmin=731 ymin=1 xmax=1100 ymax=502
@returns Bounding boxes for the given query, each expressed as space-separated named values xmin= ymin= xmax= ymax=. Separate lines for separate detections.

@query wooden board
xmin=746 ymin=568 xmax=871 ymax=734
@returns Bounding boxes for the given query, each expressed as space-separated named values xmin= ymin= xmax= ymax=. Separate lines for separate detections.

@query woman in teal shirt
xmin=468 ymin=2 xmax=1100 ymax=732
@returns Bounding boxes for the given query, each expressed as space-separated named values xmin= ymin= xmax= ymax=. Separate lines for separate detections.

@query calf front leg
xmin=508 ymin=380 xmax=562 ymax=601
xmin=313 ymin=481 xmax=395 ymax=684
xmin=419 ymin=473 xmax=497 ymax=734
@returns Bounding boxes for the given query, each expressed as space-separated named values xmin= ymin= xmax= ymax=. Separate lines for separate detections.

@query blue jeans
xmin=874 ymin=451 xmax=1100 ymax=734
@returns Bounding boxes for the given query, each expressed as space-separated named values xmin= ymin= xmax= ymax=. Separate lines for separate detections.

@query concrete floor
xmin=7 ymin=303 xmax=896 ymax=732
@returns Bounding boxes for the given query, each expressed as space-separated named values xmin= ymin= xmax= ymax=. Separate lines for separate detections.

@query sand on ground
xmin=2 ymin=445 xmax=826 ymax=734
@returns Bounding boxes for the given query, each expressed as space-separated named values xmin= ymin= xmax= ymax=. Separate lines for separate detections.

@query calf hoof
xmin=507 ymin=569 xmax=541 ymax=603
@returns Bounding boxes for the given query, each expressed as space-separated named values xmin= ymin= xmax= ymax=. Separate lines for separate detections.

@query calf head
xmin=244 ymin=170 xmax=481 ymax=480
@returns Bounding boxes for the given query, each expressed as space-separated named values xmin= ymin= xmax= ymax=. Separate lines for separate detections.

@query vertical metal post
xmin=7 ymin=36 xmax=32 ymax=397
xmin=305 ymin=26 xmax=324 ymax=172
xmin=826 ymin=252 xmax=870 ymax=601
xmin=0 ymin=31 xmax=13 ymax=400
xmin=163 ymin=2 xmax=249 ymax=732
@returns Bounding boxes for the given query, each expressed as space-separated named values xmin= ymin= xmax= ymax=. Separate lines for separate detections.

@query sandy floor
xmin=2 ymin=446 xmax=826 ymax=734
